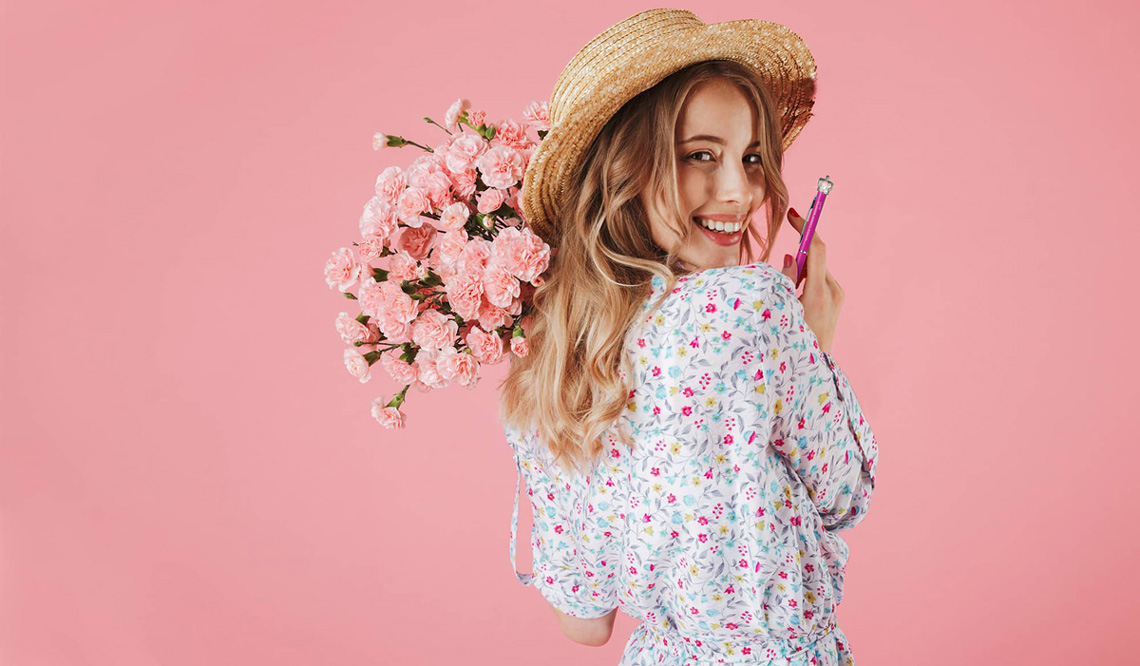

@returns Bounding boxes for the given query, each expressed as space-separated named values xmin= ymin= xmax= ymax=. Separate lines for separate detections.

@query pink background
xmin=3 ymin=1 xmax=1137 ymax=664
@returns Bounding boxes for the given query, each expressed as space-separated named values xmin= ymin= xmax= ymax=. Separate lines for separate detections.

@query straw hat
xmin=520 ymin=8 xmax=818 ymax=247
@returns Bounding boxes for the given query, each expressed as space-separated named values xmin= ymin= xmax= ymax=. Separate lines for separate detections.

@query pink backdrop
xmin=3 ymin=1 xmax=1137 ymax=664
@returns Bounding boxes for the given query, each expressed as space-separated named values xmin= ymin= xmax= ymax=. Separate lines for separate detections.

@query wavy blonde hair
xmin=498 ymin=60 xmax=794 ymax=476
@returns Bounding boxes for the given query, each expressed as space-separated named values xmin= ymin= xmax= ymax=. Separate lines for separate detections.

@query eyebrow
xmin=678 ymin=134 xmax=762 ymax=148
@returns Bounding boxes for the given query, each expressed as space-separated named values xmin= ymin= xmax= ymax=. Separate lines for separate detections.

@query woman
xmin=500 ymin=9 xmax=879 ymax=665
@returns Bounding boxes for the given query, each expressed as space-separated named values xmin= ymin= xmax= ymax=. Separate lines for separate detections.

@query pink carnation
xmin=371 ymin=398 xmax=405 ymax=429
xmin=444 ymin=270 xmax=484 ymax=321
xmin=324 ymin=248 xmax=361 ymax=292
xmin=414 ymin=348 xmax=449 ymax=389
xmin=491 ymin=226 xmax=551 ymax=282
xmin=482 ymin=262 xmax=521 ymax=308
xmin=397 ymin=187 xmax=430 ymax=227
xmin=336 ymin=312 xmax=379 ymax=345
xmin=476 ymin=144 xmax=527 ymax=190
xmin=411 ymin=309 xmax=459 ymax=351
xmin=493 ymin=119 xmax=530 ymax=150
xmin=435 ymin=347 xmax=479 ymax=388
xmin=468 ymin=109 xmax=487 ymax=126
xmin=477 ymin=187 xmax=508 ymax=215
xmin=445 ymin=133 xmax=488 ymax=174
xmin=391 ymin=224 xmax=438 ymax=261
xmin=344 ymin=349 xmax=372 ymax=383
xmin=445 ymin=98 xmax=471 ymax=132
xmin=437 ymin=202 xmax=470 ymax=233
xmin=438 ymin=229 xmax=468 ymax=267
xmin=420 ymin=170 xmax=454 ymax=211
xmin=510 ymin=336 xmax=529 ymax=357
xmin=466 ymin=326 xmax=505 ymax=364
xmin=359 ymin=196 xmax=399 ymax=240
xmin=358 ymin=234 xmax=387 ymax=262
xmin=375 ymin=166 xmax=408 ymax=206
xmin=387 ymin=249 xmax=424 ymax=282
xmin=522 ymin=100 xmax=551 ymax=131
xmin=477 ymin=300 xmax=512 ymax=331
xmin=380 ymin=351 xmax=418 ymax=384
xmin=449 ymin=167 xmax=478 ymax=201
xmin=457 ymin=237 xmax=493 ymax=275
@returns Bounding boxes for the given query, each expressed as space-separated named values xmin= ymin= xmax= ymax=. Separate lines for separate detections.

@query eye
xmin=685 ymin=151 xmax=764 ymax=166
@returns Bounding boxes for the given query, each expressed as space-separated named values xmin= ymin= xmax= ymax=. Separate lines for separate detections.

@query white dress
xmin=505 ymin=261 xmax=879 ymax=665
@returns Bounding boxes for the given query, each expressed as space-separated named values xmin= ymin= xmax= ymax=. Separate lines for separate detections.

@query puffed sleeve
xmin=506 ymin=425 xmax=620 ymax=619
xmin=753 ymin=283 xmax=880 ymax=532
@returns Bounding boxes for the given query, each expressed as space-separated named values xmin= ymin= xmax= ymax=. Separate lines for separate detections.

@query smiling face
xmin=644 ymin=77 xmax=768 ymax=271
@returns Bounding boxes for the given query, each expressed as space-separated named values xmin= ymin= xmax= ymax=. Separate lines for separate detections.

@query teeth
xmin=694 ymin=217 xmax=742 ymax=234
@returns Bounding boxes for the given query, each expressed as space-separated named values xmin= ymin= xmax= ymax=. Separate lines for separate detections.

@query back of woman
xmin=506 ymin=262 xmax=877 ymax=664
xmin=499 ymin=9 xmax=881 ymax=665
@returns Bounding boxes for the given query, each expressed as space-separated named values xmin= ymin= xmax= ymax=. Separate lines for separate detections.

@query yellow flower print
xmin=755 ymin=519 xmax=766 ymax=530
xmin=704 ymin=397 xmax=717 ymax=407
xmin=773 ymin=398 xmax=784 ymax=415
xmin=805 ymin=590 xmax=817 ymax=603
xmin=775 ymin=582 xmax=787 ymax=592
xmin=639 ymin=356 xmax=648 ymax=366
xmin=654 ymin=314 xmax=665 ymax=325
xmin=677 ymin=348 xmax=687 ymax=357
xmin=700 ymin=322 xmax=712 ymax=332
xmin=691 ymin=477 xmax=702 ymax=487
xmin=718 ymin=525 xmax=729 ymax=535
xmin=669 ymin=386 xmax=680 ymax=395
xmin=715 ymin=454 xmax=727 ymax=464
xmin=628 ymin=401 xmax=637 ymax=411
xmin=690 ymin=564 xmax=699 ymax=575
xmin=752 ymin=299 xmax=765 ymax=310
xmin=652 ymin=483 xmax=663 ymax=493
xmin=669 ymin=442 xmax=682 ymax=455
xmin=644 ymin=525 xmax=654 ymax=536
xmin=771 ymin=347 xmax=780 ymax=359
xmin=712 ymin=593 xmax=723 ymax=602
xmin=818 ymin=392 xmax=830 ymax=405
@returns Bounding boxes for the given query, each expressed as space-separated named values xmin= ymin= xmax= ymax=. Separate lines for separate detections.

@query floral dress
xmin=505 ymin=261 xmax=879 ymax=665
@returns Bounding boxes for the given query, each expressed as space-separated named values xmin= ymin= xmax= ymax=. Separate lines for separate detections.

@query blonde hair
xmin=498 ymin=60 xmax=793 ymax=476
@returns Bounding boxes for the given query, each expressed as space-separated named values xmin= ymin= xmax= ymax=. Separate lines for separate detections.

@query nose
xmin=715 ymin=160 xmax=751 ymax=207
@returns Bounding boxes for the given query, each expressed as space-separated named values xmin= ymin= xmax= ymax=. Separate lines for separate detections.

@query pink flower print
xmin=738 ymin=558 xmax=748 ymax=568
xmin=779 ymin=360 xmax=787 ymax=374
xmin=670 ymin=531 xmax=679 ymax=538
xmin=725 ymin=622 xmax=738 ymax=630
xmin=610 ymin=448 xmax=620 ymax=459
xmin=705 ymin=303 xmax=716 ymax=313
xmin=790 ymin=515 xmax=802 ymax=526
xmin=652 ymin=406 xmax=660 ymax=415
xmin=690 ymin=607 xmax=699 ymax=616
xmin=761 ymin=307 xmax=772 ymax=321
xmin=651 ymin=366 xmax=661 ymax=377
xmin=637 ymin=338 xmax=646 ymax=347
xmin=698 ymin=533 xmax=708 ymax=543
xmin=681 ymin=406 xmax=692 ymax=416
xmin=666 ymin=493 xmax=675 ymax=503
xmin=545 ymin=576 xmax=554 ymax=585
xmin=787 ymin=598 xmax=797 ymax=608
xmin=570 ymin=584 xmax=580 ymax=593
xmin=698 ymin=516 xmax=709 ymax=525
xmin=650 ymin=467 xmax=660 ymax=476
xmin=683 ymin=387 xmax=694 ymax=397
xmin=721 ymin=330 xmax=731 ymax=340
xmin=690 ymin=337 xmax=699 ymax=348
xmin=724 ymin=434 xmax=734 ymax=445
xmin=642 ymin=513 xmax=652 ymax=523
xmin=553 ymin=524 xmax=563 ymax=534
xmin=726 ymin=584 xmax=736 ymax=594
xmin=732 ymin=298 xmax=741 ymax=309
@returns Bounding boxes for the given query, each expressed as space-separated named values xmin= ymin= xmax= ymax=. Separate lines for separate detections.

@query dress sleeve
xmin=506 ymin=426 xmax=619 ymax=619
xmin=753 ymin=284 xmax=880 ymax=532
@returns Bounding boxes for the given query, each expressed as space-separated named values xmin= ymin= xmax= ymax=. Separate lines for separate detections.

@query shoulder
xmin=685 ymin=261 xmax=798 ymax=310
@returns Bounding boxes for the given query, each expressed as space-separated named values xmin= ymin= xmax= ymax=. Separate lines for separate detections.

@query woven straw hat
xmin=520 ymin=8 xmax=818 ymax=247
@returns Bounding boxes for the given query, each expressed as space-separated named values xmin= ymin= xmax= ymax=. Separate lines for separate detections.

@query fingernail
xmin=783 ymin=254 xmax=792 ymax=267
xmin=789 ymin=207 xmax=800 ymax=219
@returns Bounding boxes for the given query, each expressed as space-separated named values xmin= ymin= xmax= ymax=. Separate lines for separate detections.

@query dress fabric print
xmin=506 ymin=261 xmax=879 ymax=665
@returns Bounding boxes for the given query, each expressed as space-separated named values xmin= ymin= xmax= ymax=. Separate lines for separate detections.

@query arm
xmin=551 ymin=606 xmax=618 ymax=646
xmin=757 ymin=287 xmax=880 ymax=531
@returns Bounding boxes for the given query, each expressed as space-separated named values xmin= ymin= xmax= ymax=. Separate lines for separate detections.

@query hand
xmin=779 ymin=208 xmax=845 ymax=355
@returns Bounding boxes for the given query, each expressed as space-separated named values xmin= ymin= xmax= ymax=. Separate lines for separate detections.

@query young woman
xmin=500 ymin=10 xmax=879 ymax=665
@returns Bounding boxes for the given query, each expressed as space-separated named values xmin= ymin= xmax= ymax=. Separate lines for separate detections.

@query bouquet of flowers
xmin=323 ymin=98 xmax=553 ymax=430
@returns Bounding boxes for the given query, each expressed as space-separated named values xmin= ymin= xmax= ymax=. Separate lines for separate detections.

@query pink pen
xmin=793 ymin=175 xmax=833 ymax=285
